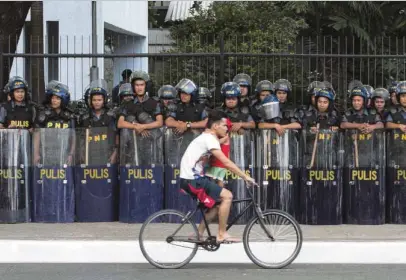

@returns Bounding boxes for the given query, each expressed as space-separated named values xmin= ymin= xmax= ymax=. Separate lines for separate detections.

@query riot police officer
xmin=303 ymin=81 xmax=325 ymax=113
xmin=371 ymin=88 xmax=390 ymax=122
xmin=34 ymin=81 xmax=75 ymax=165
xmin=157 ymin=84 xmax=177 ymax=120
xmin=117 ymin=83 xmax=134 ymax=106
xmin=108 ymin=83 xmax=134 ymax=119
xmin=340 ymin=86 xmax=383 ymax=132
xmin=197 ymin=87 xmax=213 ymax=110
xmin=0 ymin=76 xmax=36 ymax=130
xmin=386 ymin=81 xmax=406 ymax=131
xmin=76 ymin=80 xmax=119 ymax=222
xmin=78 ymin=79 xmax=117 ymax=129
xmin=216 ymin=82 xmax=255 ymax=133
xmin=35 ymin=81 xmax=75 ymax=129
xmin=364 ymin=85 xmax=374 ymax=109
xmin=389 ymin=82 xmax=399 ymax=108
xmin=1 ymin=81 xmax=11 ymax=103
xmin=302 ymin=88 xmax=340 ymax=131
xmin=233 ymin=73 xmax=252 ymax=108
xmin=250 ymin=80 xmax=273 ymax=123
xmin=117 ymin=71 xmax=163 ymax=136
xmin=165 ymin=78 xmax=207 ymax=134
xmin=259 ymin=79 xmax=302 ymax=136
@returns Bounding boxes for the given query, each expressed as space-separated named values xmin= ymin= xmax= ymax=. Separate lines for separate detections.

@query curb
xmin=0 ymin=240 xmax=406 ymax=263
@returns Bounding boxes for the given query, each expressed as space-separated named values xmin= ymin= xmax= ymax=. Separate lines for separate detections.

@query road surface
xmin=0 ymin=264 xmax=404 ymax=280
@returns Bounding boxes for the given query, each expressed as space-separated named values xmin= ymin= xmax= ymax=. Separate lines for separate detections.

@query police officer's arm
xmin=239 ymin=115 xmax=255 ymax=129
xmin=369 ymin=115 xmax=384 ymax=130
xmin=117 ymin=106 xmax=139 ymax=130
xmin=282 ymin=109 xmax=302 ymax=130
xmin=117 ymin=115 xmax=138 ymax=129
xmin=190 ymin=110 xmax=208 ymax=129
xmin=258 ymin=121 xmax=278 ymax=129
xmin=142 ymin=114 xmax=163 ymax=129
xmin=386 ymin=113 xmax=403 ymax=129
xmin=282 ymin=122 xmax=301 ymax=129
xmin=386 ymin=122 xmax=402 ymax=129
xmin=340 ymin=114 xmax=364 ymax=129
xmin=0 ymin=105 xmax=7 ymax=128
xmin=140 ymin=103 xmax=163 ymax=129
xmin=165 ymin=116 xmax=178 ymax=128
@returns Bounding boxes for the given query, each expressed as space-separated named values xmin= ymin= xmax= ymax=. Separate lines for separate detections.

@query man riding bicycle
xmin=180 ymin=110 xmax=256 ymax=243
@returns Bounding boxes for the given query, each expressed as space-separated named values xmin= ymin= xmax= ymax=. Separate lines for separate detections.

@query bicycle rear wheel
xmin=243 ymin=209 xmax=303 ymax=269
xmin=139 ymin=209 xmax=199 ymax=269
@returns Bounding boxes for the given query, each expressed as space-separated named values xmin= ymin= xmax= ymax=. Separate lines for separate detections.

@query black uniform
xmin=168 ymin=101 xmax=207 ymax=122
xmin=387 ymin=107 xmax=406 ymax=124
xmin=302 ymin=110 xmax=341 ymax=129
xmin=79 ymin=108 xmax=117 ymax=129
xmin=120 ymin=95 xmax=161 ymax=123
xmin=216 ymin=106 xmax=253 ymax=123
xmin=341 ymin=108 xmax=382 ymax=125
xmin=0 ymin=101 xmax=36 ymax=129
xmin=35 ymin=105 xmax=75 ymax=129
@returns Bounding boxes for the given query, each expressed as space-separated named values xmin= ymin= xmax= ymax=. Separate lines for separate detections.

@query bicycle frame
xmin=169 ymin=183 xmax=275 ymax=243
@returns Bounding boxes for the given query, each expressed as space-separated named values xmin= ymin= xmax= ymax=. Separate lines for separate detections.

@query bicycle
xmin=139 ymin=181 xmax=303 ymax=269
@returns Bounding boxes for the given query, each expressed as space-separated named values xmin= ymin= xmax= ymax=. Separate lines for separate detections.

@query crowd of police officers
xmin=0 ymin=70 xmax=406 ymax=225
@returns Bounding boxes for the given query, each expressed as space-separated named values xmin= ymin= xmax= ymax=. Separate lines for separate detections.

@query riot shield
xmin=75 ymin=127 xmax=118 ymax=222
xmin=164 ymin=128 xmax=202 ymax=223
xmin=0 ymin=130 xmax=31 ymax=223
xmin=32 ymin=128 xmax=75 ymax=222
xmin=343 ymin=129 xmax=386 ymax=224
xmin=387 ymin=129 xmax=406 ymax=223
xmin=256 ymin=129 xmax=300 ymax=218
xmin=300 ymin=129 xmax=343 ymax=225
xmin=226 ymin=130 xmax=255 ymax=224
xmin=119 ymin=128 xmax=164 ymax=223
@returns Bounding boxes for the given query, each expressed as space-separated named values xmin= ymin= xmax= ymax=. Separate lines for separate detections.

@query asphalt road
xmin=0 ymin=264 xmax=405 ymax=280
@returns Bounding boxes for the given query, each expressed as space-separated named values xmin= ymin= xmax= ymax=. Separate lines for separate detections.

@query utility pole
xmin=90 ymin=0 xmax=99 ymax=82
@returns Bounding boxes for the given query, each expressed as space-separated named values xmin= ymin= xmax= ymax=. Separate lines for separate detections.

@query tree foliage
xmin=154 ymin=1 xmax=307 ymax=102
xmin=160 ymin=1 xmax=406 ymax=105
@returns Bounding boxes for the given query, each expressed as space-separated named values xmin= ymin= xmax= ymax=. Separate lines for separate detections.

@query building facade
xmin=10 ymin=0 xmax=148 ymax=100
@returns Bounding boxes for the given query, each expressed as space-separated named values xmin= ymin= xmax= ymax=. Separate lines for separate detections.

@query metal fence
xmin=1 ymin=35 xmax=406 ymax=109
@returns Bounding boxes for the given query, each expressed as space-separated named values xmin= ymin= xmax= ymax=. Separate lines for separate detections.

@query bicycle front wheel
xmin=139 ymin=209 xmax=199 ymax=269
xmin=243 ymin=209 xmax=303 ymax=269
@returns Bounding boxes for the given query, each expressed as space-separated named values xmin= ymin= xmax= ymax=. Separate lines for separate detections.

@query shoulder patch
xmin=390 ymin=107 xmax=398 ymax=114
xmin=240 ymin=106 xmax=250 ymax=114
xmin=369 ymin=108 xmax=377 ymax=115
xmin=38 ymin=111 xmax=46 ymax=123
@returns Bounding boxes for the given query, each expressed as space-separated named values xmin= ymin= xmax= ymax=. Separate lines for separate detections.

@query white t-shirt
xmin=180 ymin=132 xmax=221 ymax=180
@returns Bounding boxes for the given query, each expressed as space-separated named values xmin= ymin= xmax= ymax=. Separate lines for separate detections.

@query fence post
xmin=219 ymin=32 xmax=225 ymax=85
xmin=216 ymin=32 xmax=225 ymax=105
xmin=0 ymin=48 xmax=3 ymax=91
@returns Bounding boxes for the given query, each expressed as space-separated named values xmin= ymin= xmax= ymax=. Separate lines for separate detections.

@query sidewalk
xmin=1 ymin=223 xmax=406 ymax=263
xmin=1 ymin=222 xmax=406 ymax=240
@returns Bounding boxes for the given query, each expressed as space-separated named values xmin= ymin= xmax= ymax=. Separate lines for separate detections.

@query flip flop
xmin=216 ymin=236 xmax=241 ymax=244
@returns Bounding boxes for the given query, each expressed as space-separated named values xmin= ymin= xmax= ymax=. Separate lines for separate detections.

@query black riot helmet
xmin=158 ymin=85 xmax=177 ymax=100
xmin=233 ymin=73 xmax=252 ymax=97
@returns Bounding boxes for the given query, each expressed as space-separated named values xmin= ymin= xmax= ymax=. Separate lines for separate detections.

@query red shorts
xmin=180 ymin=177 xmax=222 ymax=209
